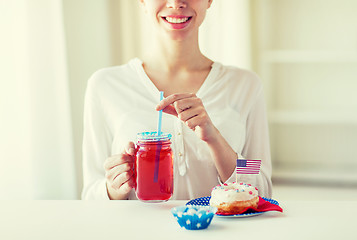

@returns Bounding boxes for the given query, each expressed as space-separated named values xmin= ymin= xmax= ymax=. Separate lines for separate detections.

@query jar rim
xmin=137 ymin=131 xmax=172 ymax=142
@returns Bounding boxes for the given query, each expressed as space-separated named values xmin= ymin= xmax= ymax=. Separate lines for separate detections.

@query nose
xmin=166 ymin=0 xmax=187 ymax=9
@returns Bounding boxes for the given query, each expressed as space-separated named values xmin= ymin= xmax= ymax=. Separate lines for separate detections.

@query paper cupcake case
xmin=171 ymin=205 xmax=217 ymax=230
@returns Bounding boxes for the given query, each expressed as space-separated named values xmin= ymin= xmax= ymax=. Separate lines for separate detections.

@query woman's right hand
xmin=104 ymin=142 xmax=136 ymax=200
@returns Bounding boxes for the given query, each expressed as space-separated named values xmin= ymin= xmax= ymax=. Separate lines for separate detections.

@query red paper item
xmin=217 ymin=196 xmax=283 ymax=216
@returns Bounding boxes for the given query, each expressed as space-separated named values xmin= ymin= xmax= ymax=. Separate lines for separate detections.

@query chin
xmin=165 ymin=30 xmax=195 ymax=42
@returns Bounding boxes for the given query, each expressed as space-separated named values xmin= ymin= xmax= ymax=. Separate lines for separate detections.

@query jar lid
xmin=137 ymin=131 xmax=172 ymax=142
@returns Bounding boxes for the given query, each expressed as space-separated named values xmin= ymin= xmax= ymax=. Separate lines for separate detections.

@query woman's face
xmin=140 ymin=0 xmax=212 ymax=41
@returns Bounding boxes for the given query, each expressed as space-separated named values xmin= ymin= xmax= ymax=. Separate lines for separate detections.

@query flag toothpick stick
xmin=235 ymin=159 xmax=262 ymax=182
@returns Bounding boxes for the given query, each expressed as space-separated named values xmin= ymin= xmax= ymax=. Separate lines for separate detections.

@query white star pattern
xmin=172 ymin=204 xmax=218 ymax=230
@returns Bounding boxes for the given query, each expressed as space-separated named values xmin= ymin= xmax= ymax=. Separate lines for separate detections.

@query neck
xmin=142 ymin=31 xmax=211 ymax=73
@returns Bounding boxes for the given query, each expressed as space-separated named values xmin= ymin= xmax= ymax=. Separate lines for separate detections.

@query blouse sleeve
xmin=223 ymin=84 xmax=273 ymax=198
xmin=81 ymin=74 xmax=112 ymax=200
xmin=238 ymin=86 xmax=273 ymax=198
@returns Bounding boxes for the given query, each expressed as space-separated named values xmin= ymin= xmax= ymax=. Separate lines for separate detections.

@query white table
xmin=0 ymin=200 xmax=356 ymax=240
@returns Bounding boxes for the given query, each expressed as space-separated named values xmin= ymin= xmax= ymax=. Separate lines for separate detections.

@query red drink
xmin=135 ymin=132 xmax=173 ymax=202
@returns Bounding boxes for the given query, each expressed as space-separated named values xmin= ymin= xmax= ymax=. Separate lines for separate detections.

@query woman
xmin=82 ymin=0 xmax=272 ymax=200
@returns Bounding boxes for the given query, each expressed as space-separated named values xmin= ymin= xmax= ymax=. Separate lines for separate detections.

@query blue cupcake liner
xmin=171 ymin=205 xmax=217 ymax=230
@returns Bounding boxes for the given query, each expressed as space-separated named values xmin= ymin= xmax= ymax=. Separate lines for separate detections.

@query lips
xmin=161 ymin=15 xmax=192 ymax=29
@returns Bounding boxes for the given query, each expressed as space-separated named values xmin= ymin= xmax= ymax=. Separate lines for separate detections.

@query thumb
xmin=160 ymin=105 xmax=178 ymax=117
xmin=125 ymin=141 xmax=136 ymax=156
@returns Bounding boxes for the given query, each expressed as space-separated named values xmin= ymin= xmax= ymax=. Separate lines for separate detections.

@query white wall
xmin=62 ymin=0 xmax=114 ymax=196
xmin=251 ymin=0 xmax=357 ymax=185
xmin=0 ymin=0 xmax=34 ymax=199
xmin=0 ymin=0 xmax=77 ymax=199
xmin=200 ymin=0 xmax=252 ymax=69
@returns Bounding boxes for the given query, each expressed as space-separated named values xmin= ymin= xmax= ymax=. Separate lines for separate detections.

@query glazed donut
xmin=209 ymin=182 xmax=259 ymax=214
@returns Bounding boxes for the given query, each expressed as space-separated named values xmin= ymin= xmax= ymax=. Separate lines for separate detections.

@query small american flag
xmin=236 ymin=159 xmax=261 ymax=174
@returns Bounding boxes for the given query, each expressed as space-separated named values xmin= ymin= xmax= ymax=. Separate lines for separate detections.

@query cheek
xmin=192 ymin=2 xmax=210 ymax=25
xmin=143 ymin=3 xmax=163 ymax=25
xmin=195 ymin=11 xmax=207 ymax=27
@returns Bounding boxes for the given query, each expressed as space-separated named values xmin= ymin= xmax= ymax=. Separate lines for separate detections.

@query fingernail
xmin=129 ymin=148 xmax=135 ymax=154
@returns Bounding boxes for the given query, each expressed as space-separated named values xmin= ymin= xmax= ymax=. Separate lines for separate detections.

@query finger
xmin=105 ymin=162 xmax=132 ymax=181
xmin=112 ymin=170 xmax=134 ymax=190
xmin=185 ymin=114 xmax=205 ymax=130
xmin=161 ymin=105 xmax=178 ymax=117
xmin=178 ymin=106 xmax=202 ymax=122
xmin=124 ymin=141 xmax=136 ymax=156
xmin=104 ymin=154 xmax=134 ymax=171
xmin=156 ymin=93 xmax=195 ymax=111
xmin=173 ymin=99 xmax=192 ymax=114
xmin=118 ymin=178 xmax=135 ymax=195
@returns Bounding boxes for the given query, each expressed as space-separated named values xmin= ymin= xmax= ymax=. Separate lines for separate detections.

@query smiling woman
xmin=0 ymin=0 xmax=256 ymax=200
xmin=81 ymin=0 xmax=272 ymax=201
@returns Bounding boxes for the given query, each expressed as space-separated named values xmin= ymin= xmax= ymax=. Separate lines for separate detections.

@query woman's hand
xmin=104 ymin=142 xmax=136 ymax=200
xmin=156 ymin=92 xmax=237 ymax=182
xmin=156 ymin=93 xmax=218 ymax=143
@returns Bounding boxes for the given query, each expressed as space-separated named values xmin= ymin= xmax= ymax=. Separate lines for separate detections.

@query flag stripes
xmin=236 ymin=159 xmax=261 ymax=174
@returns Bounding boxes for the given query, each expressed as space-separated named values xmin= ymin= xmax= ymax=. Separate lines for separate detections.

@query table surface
xmin=0 ymin=199 xmax=356 ymax=240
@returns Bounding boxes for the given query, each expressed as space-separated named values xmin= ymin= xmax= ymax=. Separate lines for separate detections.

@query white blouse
xmin=81 ymin=58 xmax=272 ymax=200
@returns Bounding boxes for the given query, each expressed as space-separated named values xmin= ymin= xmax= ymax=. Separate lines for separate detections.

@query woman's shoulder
xmin=220 ymin=63 xmax=261 ymax=82
xmin=87 ymin=58 xmax=141 ymax=89
xmin=85 ymin=58 xmax=142 ymax=99
xmin=216 ymin=62 xmax=263 ymax=88
xmin=89 ymin=58 xmax=140 ymax=79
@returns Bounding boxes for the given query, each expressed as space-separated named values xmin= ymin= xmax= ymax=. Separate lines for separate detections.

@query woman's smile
xmin=161 ymin=15 xmax=193 ymax=29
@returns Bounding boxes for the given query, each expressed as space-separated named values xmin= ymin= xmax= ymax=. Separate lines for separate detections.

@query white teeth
xmin=165 ymin=17 xmax=189 ymax=24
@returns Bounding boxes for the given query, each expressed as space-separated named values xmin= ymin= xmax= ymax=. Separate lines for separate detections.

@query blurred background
xmin=1 ymin=0 xmax=356 ymax=200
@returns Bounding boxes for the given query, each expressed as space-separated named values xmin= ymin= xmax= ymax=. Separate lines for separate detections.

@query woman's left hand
xmin=156 ymin=93 xmax=218 ymax=143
